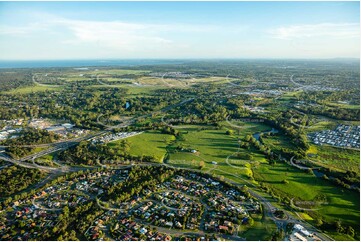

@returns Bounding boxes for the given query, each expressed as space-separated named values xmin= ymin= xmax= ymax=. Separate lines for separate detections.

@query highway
xmin=0 ymin=92 xmax=333 ymax=240
xmin=0 ymin=97 xmax=194 ymax=173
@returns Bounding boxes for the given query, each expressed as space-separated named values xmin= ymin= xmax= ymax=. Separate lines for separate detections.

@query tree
xmin=346 ymin=226 xmax=355 ymax=237
xmin=307 ymin=168 xmax=314 ymax=176
xmin=272 ymin=229 xmax=285 ymax=241
xmin=247 ymin=217 xmax=254 ymax=226
xmin=199 ymin=161 xmax=205 ymax=169
xmin=120 ymin=140 xmax=130 ymax=153
xmin=335 ymin=221 xmax=343 ymax=233
xmin=315 ymin=218 xmax=323 ymax=227
xmin=245 ymin=153 xmax=253 ymax=160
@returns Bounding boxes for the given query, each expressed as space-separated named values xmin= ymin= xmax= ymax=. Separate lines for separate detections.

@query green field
xmin=238 ymin=213 xmax=277 ymax=241
xmin=85 ymin=84 xmax=166 ymax=95
xmin=91 ymin=69 xmax=150 ymax=75
xmin=3 ymin=85 xmax=62 ymax=94
xmin=253 ymin=161 xmax=360 ymax=228
xmin=168 ymin=125 xmax=239 ymax=165
xmin=326 ymin=102 xmax=360 ymax=110
xmin=305 ymin=120 xmax=338 ymax=133
xmin=221 ymin=120 xmax=272 ymax=135
xmin=262 ymin=133 xmax=296 ymax=153
xmin=164 ymin=124 xmax=269 ymax=183
xmin=60 ymin=76 xmax=93 ymax=82
xmin=109 ymin=130 xmax=175 ymax=162
xmin=307 ymin=144 xmax=360 ymax=174
xmin=277 ymin=91 xmax=303 ymax=101
xmin=327 ymin=232 xmax=357 ymax=241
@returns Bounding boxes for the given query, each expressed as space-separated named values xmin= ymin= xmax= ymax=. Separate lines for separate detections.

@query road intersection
xmin=0 ymin=93 xmax=333 ymax=241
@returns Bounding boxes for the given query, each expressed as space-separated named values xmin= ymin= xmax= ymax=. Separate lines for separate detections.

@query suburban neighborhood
xmin=308 ymin=124 xmax=360 ymax=149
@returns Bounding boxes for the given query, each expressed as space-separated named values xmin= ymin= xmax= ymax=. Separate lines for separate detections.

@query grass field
xmin=112 ymin=123 xmax=359 ymax=234
xmin=109 ymin=130 xmax=175 ymax=162
xmin=165 ymin=124 xmax=269 ymax=183
xmin=221 ymin=120 xmax=273 ymax=137
xmin=168 ymin=125 xmax=239 ymax=165
xmin=3 ymin=85 xmax=62 ymax=94
xmin=327 ymin=232 xmax=357 ymax=241
xmin=60 ymin=77 xmax=93 ymax=82
xmin=85 ymin=84 xmax=166 ymax=95
xmin=277 ymin=91 xmax=303 ymax=101
xmin=91 ymin=69 xmax=150 ymax=75
xmin=36 ymin=152 xmax=55 ymax=161
xmin=297 ymin=212 xmax=314 ymax=221
xmin=99 ymin=77 xmax=133 ymax=82
xmin=136 ymin=76 xmax=186 ymax=87
xmin=326 ymin=102 xmax=360 ymax=110
xmin=30 ymin=72 xmax=243 ymax=91
xmin=252 ymin=161 xmax=360 ymax=228
xmin=307 ymin=144 xmax=360 ymax=174
xmin=305 ymin=120 xmax=338 ymax=133
xmin=262 ymin=133 xmax=296 ymax=153
xmin=62 ymin=69 xmax=149 ymax=76
xmin=238 ymin=213 xmax=277 ymax=240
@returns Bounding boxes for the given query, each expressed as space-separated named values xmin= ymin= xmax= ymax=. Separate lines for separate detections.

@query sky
xmin=0 ymin=1 xmax=359 ymax=60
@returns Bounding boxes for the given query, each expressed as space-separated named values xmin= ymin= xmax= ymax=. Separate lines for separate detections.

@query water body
xmin=125 ymin=102 xmax=130 ymax=109
xmin=0 ymin=59 xmax=186 ymax=69
xmin=253 ymin=128 xmax=279 ymax=141
xmin=313 ymin=170 xmax=325 ymax=178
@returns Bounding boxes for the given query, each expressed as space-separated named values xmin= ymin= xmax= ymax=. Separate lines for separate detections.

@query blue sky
xmin=0 ymin=1 xmax=359 ymax=60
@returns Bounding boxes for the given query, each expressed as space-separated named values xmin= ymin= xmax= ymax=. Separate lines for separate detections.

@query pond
xmin=252 ymin=128 xmax=279 ymax=141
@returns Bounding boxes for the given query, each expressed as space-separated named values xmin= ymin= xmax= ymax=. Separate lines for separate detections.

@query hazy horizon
xmin=0 ymin=58 xmax=359 ymax=69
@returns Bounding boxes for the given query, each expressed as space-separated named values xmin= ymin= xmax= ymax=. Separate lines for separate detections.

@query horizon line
xmin=0 ymin=57 xmax=359 ymax=61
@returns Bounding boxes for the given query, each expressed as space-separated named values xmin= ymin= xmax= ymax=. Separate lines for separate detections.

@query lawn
xmin=109 ymin=130 xmax=175 ymax=162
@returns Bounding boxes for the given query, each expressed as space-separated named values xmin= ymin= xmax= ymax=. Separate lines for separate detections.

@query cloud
xmin=269 ymin=23 xmax=360 ymax=40
xmin=0 ymin=16 xmax=236 ymax=56
xmin=55 ymin=19 xmax=173 ymax=51
xmin=0 ymin=22 xmax=51 ymax=35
